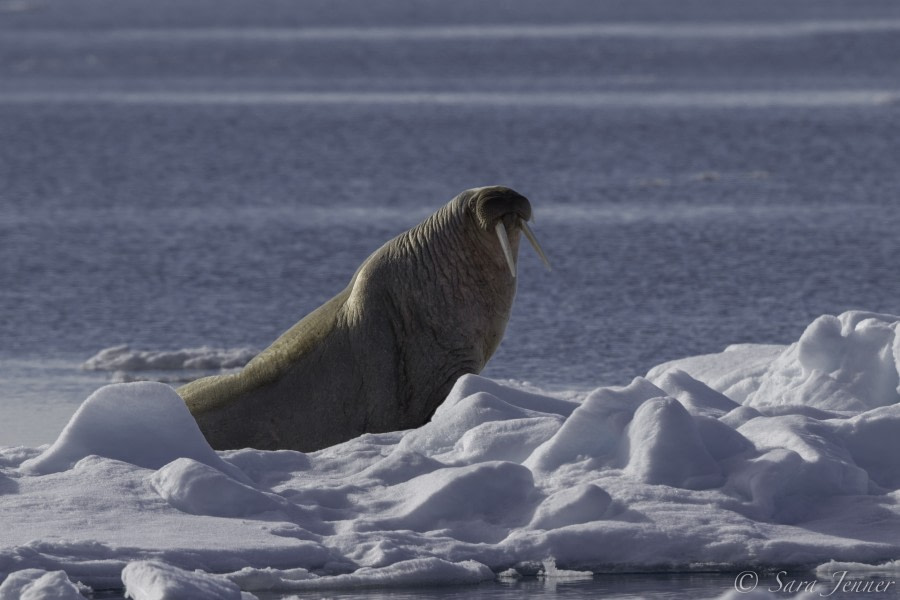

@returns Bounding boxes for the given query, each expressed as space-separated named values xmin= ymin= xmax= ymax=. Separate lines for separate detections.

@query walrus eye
xmin=520 ymin=219 xmax=552 ymax=271
xmin=495 ymin=222 xmax=517 ymax=278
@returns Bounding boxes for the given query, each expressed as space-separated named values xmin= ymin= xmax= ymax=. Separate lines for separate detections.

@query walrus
xmin=179 ymin=186 xmax=550 ymax=452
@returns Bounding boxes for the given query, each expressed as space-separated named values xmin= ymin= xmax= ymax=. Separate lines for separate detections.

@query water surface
xmin=2 ymin=0 xmax=899 ymax=444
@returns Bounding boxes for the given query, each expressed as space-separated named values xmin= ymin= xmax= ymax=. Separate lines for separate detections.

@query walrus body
xmin=179 ymin=186 xmax=547 ymax=451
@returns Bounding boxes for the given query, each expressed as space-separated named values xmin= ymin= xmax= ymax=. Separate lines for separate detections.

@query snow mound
xmin=528 ymin=484 xmax=612 ymax=530
xmin=624 ymin=396 xmax=723 ymax=489
xmin=121 ymin=560 xmax=256 ymax=600
xmin=150 ymin=458 xmax=285 ymax=518
xmin=399 ymin=390 xmax=563 ymax=456
xmin=3 ymin=311 xmax=900 ymax=595
xmin=20 ymin=382 xmax=246 ymax=482
xmin=366 ymin=461 xmax=536 ymax=542
xmin=0 ymin=569 xmax=88 ymax=600
xmin=652 ymin=311 xmax=900 ymax=411
xmin=83 ymin=344 xmax=256 ymax=372
xmin=750 ymin=311 xmax=900 ymax=411
xmin=524 ymin=377 xmax=663 ymax=472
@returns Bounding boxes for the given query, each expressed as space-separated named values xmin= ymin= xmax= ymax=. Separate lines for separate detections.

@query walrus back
xmin=179 ymin=287 xmax=351 ymax=417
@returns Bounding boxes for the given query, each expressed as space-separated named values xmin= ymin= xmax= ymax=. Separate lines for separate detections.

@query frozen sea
xmin=2 ymin=1 xmax=900 ymax=597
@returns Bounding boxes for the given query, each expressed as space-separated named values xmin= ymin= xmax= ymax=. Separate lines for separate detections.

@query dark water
xmin=2 ymin=0 xmax=900 ymax=442
xmin=87 ymin=572 xmax=898 ymax=600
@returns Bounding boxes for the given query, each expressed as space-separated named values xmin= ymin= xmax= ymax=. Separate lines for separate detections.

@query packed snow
xmin=2 ymin=310 xmax=899 ymax=599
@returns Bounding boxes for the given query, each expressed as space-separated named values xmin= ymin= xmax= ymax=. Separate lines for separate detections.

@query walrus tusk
xmin=495 ymin=222 xmax=517 ymax=278
xmin=520 ymin=219 xmax=551 ymax=271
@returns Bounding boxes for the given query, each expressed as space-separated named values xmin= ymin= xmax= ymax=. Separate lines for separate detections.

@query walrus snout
xmin=469 ymin=186 xmax=532 ymax=229
xmin=469 ymin=186 xmax=551 ymax=278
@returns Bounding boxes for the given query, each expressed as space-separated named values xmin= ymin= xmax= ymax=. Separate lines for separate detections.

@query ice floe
xmin=1 ymin=310 xmax=899 ymax=598
xmin=83 ymin=345 xmax=257 ymax=373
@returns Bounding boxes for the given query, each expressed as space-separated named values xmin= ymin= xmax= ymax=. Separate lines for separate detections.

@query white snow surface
xmin=2 ymin=310 xmax=900 ymax=597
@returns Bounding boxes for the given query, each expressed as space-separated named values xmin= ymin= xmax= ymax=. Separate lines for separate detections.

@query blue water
xmin=2 ymin=0 xmax=900 ymax=446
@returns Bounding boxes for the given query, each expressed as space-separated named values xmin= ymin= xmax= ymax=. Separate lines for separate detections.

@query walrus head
xmin=464 ymin=186 xmax=551 ymax=278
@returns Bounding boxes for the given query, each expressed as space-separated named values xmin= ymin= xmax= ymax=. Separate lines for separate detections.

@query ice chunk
xmin=83 ymin=345 xmax=256 ymax=372
xmin=121 ymin=560 xmax=256 ymax=600
xmin=497 ymin=568 xmax=522 ymax=579
xmin=20 ymin=383 xmax=247 ymax=483
xmin=224 ymin=558 xmax=494 ymax=590
xmin=0 ymin=569 xmax=88 ymax=600
xmin=815 ymin=559 xmax=900 ymax=576
xmin=537 ymin=557 xmax=593 ymax=580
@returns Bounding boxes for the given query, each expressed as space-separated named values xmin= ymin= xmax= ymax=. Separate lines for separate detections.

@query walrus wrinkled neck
xmin=374 ymin=195 xmax=517 ymax=374
xmin=395 ymin=199 xmax=467 ymax=259
xmin=339 ymin=197 xmax=514 ymax=430
xmin=393 ymin=197 xmax=513 ymax=305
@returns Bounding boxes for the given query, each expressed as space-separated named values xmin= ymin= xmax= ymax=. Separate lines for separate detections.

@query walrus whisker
xmin=520 ymin=219 xmax=551 ymax=270
xmin=495 ymin=222 xmax=517 ymax=278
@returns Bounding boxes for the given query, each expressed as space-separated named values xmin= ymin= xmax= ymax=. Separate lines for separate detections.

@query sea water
xmin=86 ymin=573 xmax=896 ymax=600
xmin=3 ymin=0 xmax=900 ymax=447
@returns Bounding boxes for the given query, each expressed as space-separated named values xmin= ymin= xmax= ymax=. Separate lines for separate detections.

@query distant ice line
xmin=82 ymin=344 xmax=257 ymax=372
xmin=0 ymin=89 xmax=898 ymax=107
xmin=6 ymin=19 xmax=900 ymax=42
